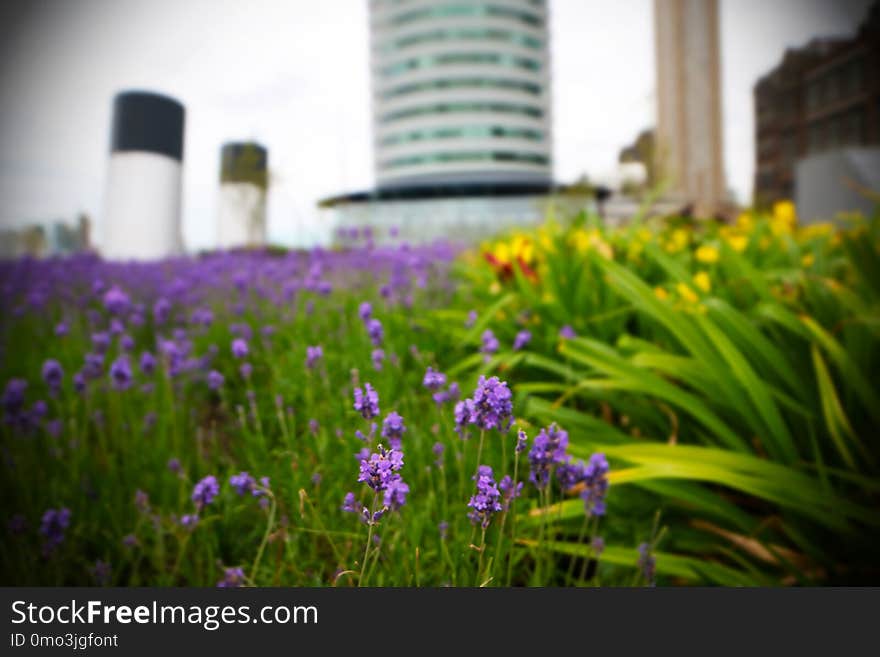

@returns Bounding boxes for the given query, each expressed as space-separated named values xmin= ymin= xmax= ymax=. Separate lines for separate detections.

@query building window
xmin=379 ymin=28 xmax=543 ymax=53
xmin=381 ymin=101 xmax=544 ymax=123
xmin=388 ymin=4 xmax=543 ymax=29
xmin=380 ymin=150 xmax=550 ymax=170
xmin=382 ymin=77 xmax=542 ymax=100
xmin=380 ymin=124 xmax=544 ymax=146
xmin=380 ymin=52 xmax=542 ymax=77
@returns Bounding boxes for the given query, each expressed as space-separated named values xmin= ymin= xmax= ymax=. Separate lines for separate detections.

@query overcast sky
xmin=0 ymin=0 xmax=872 ymax=249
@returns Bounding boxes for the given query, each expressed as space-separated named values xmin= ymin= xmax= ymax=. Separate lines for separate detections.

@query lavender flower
xmin=83 ymin=353 xmax=104 ymax=379
xmin=167 ymin=458 xmax=182 ymax=475
xmin=103 ymin=286 xmax=130 ymax=315
xmin=192 ymin=475 xmax=220 ymax=511
xmin=371 ymin=348 xmax=385 ymax=371
xmin=455 ymin=375 xmax=514 ymax=434
xmin=139 ymin=351 xmax=156 ymax=375
xmin=180 ymin=514 xmax=199 ymax=530
xmin=515 ymin=428 xmax=528 ymax=453
xmin=109 ymin=355 xmax=132 ymax=390
xmin=3 ymin=379 xmax=27 ymax=420
xmin=207 ymin=370 xmax=224 ymax=390
xmin=580 ymin=453 xmax=610 ymax=517
xmin=422 ymin=367 xmax=447 ymax=391
xmin=513 ymin=330 xmax=532 ymax=351
xmin=481 ymin=329 xmax=499 ymax=356
xmin=39 ymin=507 xmax=71 ymax=555
xmin=381 ymin=411 xmax=406 ymax=449
xmin=358 ymin=302 xmax=372 ymax=321
xmin=467 ymin=465 xmax=503 ymax=529
xmin=433 ymin=381 xmax=460 ymax=406
xmin=305 ymin=345 xmax=323 ymax=369
xmin=358 ymin=444 xmax=404 ymax=492
xmin=366 ymin=318 xmax=384 ymax=346
xmin=528 ymin=423 xmax=570 ymax=489
xmin=465 ymin=310 xmax=477 ymax=327
xmin=638 ymin=542 xmax=656 ymax=586
xmin=341 ymin=492 xmax=360 ymax=513
xmin=383 ymin=477 xmax=410 ymax=510
xmin=55 ymin=321 xmax=68 ymax=337
xmin=499 ymin=474 xmax=523 ymax=509
xmin=122 ymin=533 xmax=139 ymax=548
xmin=432 ymin=442 xmax=445 ymax=467
xmin=353 ymin=382 xmax=380 ymax=420
xmin=231 ymin=338 xmax=249 ymax=359
xmin=229 ymin=472 xmax=256 ymax=496
xmin=559 ymin=325 xmax=577 ymax=339
xmin=439 ymin=521 xmax=449 ymax=540
xmin=89 ymin=560 xmax=112 ymax=585
xmin=217 ymin=567 xmax=246 ymax=588
xmin=91 ymin=332 xmax=110 ymax=354
xmin=42 ymin=359 xmax=64 ymax=393
xmin=240 ymin=362 xmax=252 ymax=379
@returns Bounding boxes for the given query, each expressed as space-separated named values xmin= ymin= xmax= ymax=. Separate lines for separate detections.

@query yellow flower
xmin=510 ymin=234 xmax=534 ymax=263
xmin=693 ymin=271 xmax=711 ymax=293
xmin=654 ymin=286 xmax=669 ymax=300
xmin=727 ymin=234 xmax=748 ymax=252
xmin=695 ymin=245 xmax=720 ymax=264
xmin=773 ymin=200 xmax=797 ymax=227
xmin=801 ymin=253 xmax=815 ymax=267
xmin=489 ymin=281 xmax=501 ymax=295
xmin=676 ymin=282 xmax=698 ymax=303
xmin=736 ymin=211 xmax=754 ymax=232
xmin=492 ymin=242 xmax=511 ymax=266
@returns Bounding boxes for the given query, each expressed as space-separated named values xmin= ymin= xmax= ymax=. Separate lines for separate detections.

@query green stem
xmin=250 ymin=494 xmax=277 ymax=583
xmin=359 ymin=493 xmax=378 ymax=587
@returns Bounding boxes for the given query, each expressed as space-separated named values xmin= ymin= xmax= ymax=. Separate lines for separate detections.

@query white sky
xmin=0 ymin=0 xmax=872 ymax=249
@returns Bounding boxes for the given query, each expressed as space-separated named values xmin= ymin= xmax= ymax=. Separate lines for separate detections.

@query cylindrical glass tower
xmin=369 ymin=0 xmax=553 ymax=189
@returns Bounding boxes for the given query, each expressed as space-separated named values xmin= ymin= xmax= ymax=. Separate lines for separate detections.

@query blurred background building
xmin=321 ymin=0 xmax=573 ymax=245
xmin=754 ymin=1 xmax=879 ymax=220
xmin=0 ymin=214 xmax=91 ymax=259
xmin=102 ymin=90 xmax=185 ymax=260
xmin=217 ymin=142 xmax=269 ymax=249
xmin=654 ymin=0 xmax=726 ymax=217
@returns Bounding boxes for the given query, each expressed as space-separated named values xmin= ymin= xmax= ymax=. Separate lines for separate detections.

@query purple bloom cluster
xmin=432 ymin=381 xmax=460 ymax=406
xmin=357 ymin=444 xmax=404 ymax=492
xmin=513 ymin=330 xmax=532 ymax=351
xmin=381 ymin=411 xmax=406 ymax=449
xmin=527 ymin=423 xmax=570 ymax=489
xmin=217 ymin=567 xmax=246 ymax=588
xmin=231 ymin=338 xmax=249 ymax=359
xmin=39 ymin=507 xmax=71 ymax=556
xmin=207 ymin=370 xmax=224 ymax=390
xmin=422 ymin=366 xmax=447 ymax=391
xmin=109 ymin=355 xmax=132 ymax=390
xmin=454 ymin=375 xmax=514 ymax=435
xmin=306 ymin=345 xmax=323 ymax=369
xmin=192 ymin=475 xmax=220 ymax=511
xmin=366 ymin=318 xmax=384 ymax=347
xmin=353 ymin=383 xmax=380 ymax=420
xmin=481 ymin=329 xmax=499 ymax=356
xmin=467 ymin=465 xmax=503 ymax=529
xmin=42 ymin=359 xmax=64 ymax=393
xmin=371 ymin=348 xmax=385 ymax=371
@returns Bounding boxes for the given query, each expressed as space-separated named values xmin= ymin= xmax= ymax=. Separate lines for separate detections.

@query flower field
xmin=2 ymin=204 xmax=879 ymax=586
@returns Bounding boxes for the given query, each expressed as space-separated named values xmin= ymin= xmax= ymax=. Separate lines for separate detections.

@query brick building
xmin=753 ymin=2 xmax=880 ymax=205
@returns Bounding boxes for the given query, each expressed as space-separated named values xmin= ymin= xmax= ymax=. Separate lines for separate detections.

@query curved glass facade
xmin=371 ymin=0 xmax=552 ymax=187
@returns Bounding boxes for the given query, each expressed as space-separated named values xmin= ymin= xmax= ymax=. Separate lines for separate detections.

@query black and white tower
xmin=103 ymin=90 xmax=185 ymax=259
xmin=217 ymin=142 xmax=268 ymax=249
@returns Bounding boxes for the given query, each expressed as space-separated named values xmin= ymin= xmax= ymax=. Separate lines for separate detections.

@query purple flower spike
xmin=422 ymin=366 xmax=447 ymax=391
xmin=381 ymin=411 xmax=406 ymax=449
xmin=467 ymin=465 xmax=503 ymax=529
xmin=513 ymin=330 xmax=532 ymax=351
xmin=231 ymin=338 xmax=249 ymax=359
xmin=353 ymin=382 xmax=380 ymax=420
xmin=306 ymin=345 xmax=323 ymax=369
xmin=42 ymin=359 xmax=64 ymax=392
xmin=192 ymin=475 xmax=220 ymax=510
